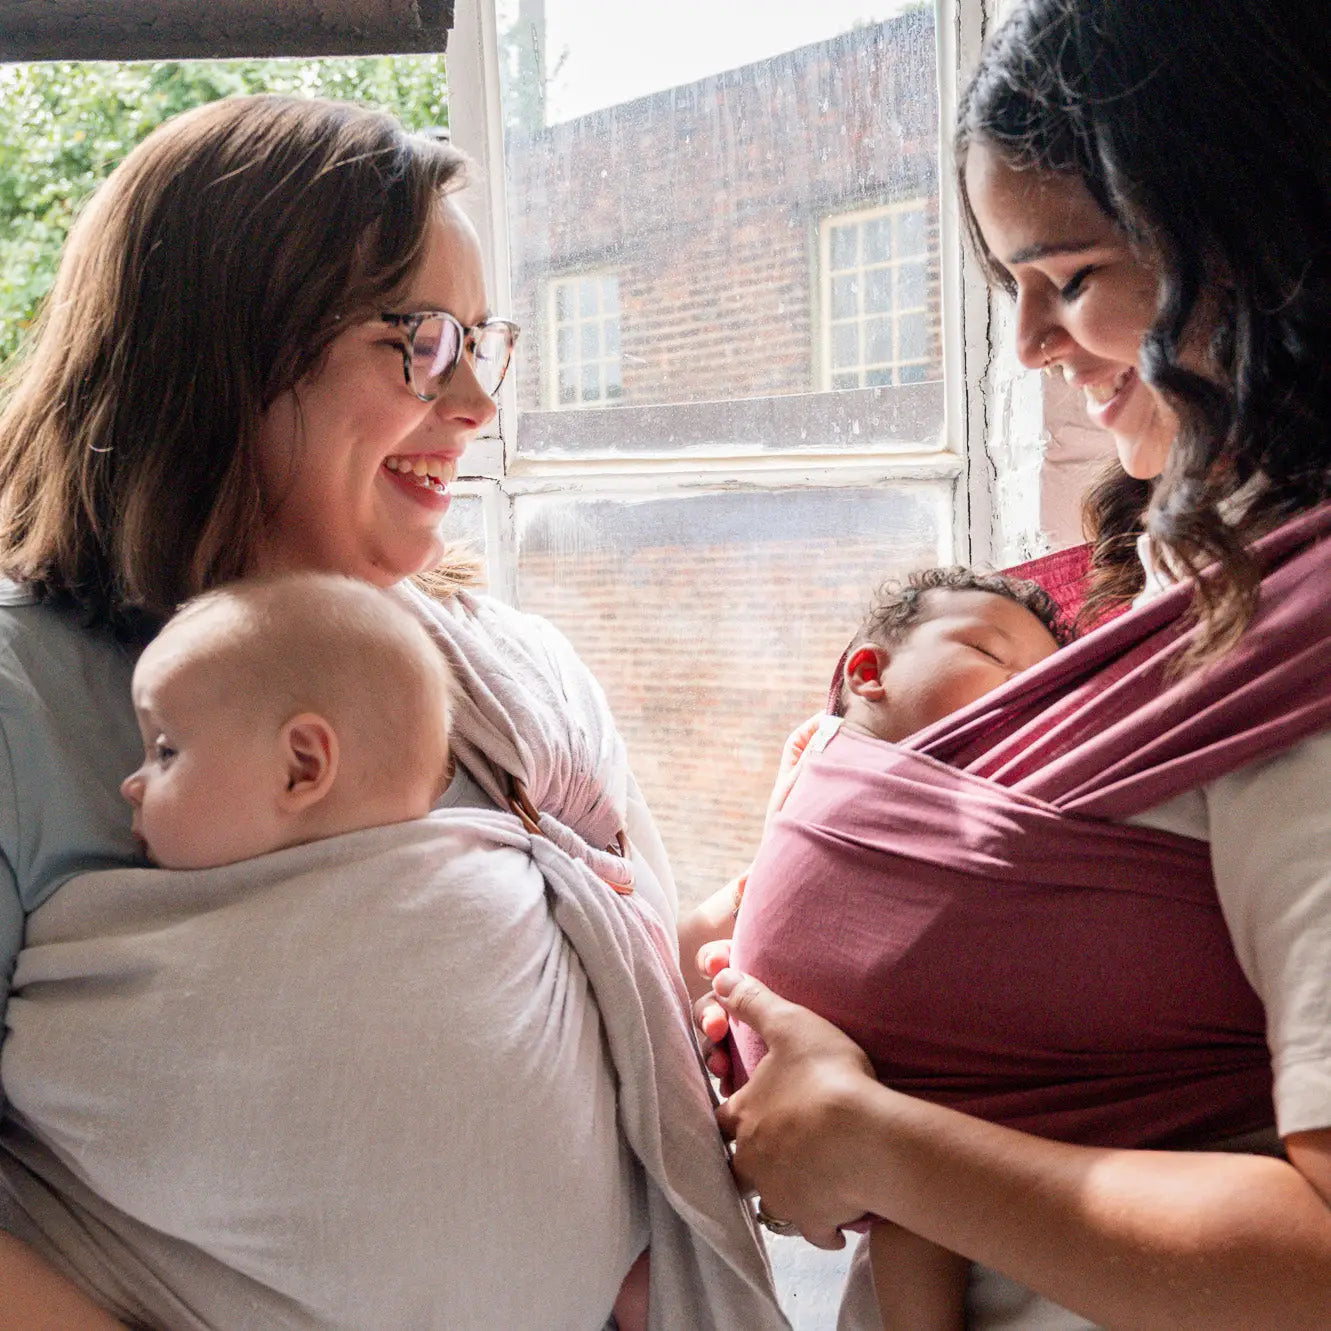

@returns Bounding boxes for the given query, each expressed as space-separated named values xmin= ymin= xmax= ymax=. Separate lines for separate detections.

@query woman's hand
xmin=711 ymin=967 xmax=878 ymax=1247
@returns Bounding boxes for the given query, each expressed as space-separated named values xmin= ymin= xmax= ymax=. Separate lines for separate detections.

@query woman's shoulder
xmin=0 ymin=582 xmax=135 ymax=702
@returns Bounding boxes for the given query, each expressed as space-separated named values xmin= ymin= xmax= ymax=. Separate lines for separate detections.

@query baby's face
xmin=122 ymin=642 xmax=283 ymax=870
xmin=849 ymin=589 xmax=1059 ymax=743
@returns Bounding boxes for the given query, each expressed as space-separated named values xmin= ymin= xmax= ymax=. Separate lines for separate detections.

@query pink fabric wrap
xmin=730 ymin=503 xmax=1331 ymax=1149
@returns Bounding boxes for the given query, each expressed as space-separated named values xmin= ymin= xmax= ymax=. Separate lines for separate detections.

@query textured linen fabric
xmin=0 ymin=581 xmax=783 ymax=1328
xmin=3 ymin=812 xmax=785 ymax=1329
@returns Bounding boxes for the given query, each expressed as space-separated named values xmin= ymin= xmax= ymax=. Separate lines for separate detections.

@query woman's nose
xmin=1014 ymin=295 xmax=1062 ymax=371
xmin=436 ymin=354 xmax=499 ymax=432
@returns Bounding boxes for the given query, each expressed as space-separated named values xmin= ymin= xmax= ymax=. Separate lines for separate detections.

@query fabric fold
xmin=733 ymin=502 xmax=1331 ymax=1151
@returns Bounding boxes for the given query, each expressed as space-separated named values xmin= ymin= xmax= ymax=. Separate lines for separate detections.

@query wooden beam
xmin=0 ymin=0 xmax=453 ymax=61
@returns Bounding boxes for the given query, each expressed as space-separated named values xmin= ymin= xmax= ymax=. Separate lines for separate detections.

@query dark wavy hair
xmin=0 ymin=95 xmax=472 ymax=638
xmin=956 ymin=0 xmax=1331 ymax=656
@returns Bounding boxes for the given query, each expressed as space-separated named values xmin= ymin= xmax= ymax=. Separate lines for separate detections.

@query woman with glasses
xmin=700 ymin=0 xmax=1331 ymax=1326
xmin=0 ymin=96 xmax=784 ymax=1328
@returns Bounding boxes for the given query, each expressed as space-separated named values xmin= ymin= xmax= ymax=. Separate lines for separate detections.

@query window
xmin=449 ymin=0 xmax=977 ymax=912
xmin=822 ymin=200 xmax=936 ymax=390
xmin=547 ymin=272 xmax=622 ymax=408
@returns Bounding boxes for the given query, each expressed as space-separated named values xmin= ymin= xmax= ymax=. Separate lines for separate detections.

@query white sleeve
xmin=1203 ymin=730 xmax=1331 ymax=1137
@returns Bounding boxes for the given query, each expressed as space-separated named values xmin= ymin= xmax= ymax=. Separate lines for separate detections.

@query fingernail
xmin=713 ymin=967 xmax=743 ymax=997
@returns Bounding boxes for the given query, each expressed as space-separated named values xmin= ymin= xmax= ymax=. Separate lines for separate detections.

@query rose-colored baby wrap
xmin=731 ymin=505 xmax=1331 ymax=1149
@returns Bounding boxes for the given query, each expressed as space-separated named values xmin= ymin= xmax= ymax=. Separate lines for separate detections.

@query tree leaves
xmin=0 ymin=56 xmax=450 ymax=365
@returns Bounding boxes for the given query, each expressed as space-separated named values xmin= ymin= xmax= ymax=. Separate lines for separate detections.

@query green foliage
xmin=0 ymin=56 xmax=449 ymax=364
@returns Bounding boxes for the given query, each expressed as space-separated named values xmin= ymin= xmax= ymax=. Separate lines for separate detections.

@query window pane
xmin=829 ymin=223 xmax=857 ymax=271
xmin=516 ymin=485 xmax=950 ymax=903
xmin=898 ymin=207 xmax=927 ymax=256
xmin=898 ymin=311 xmax=928 ymax=360
xmin=581 ymin=364 xmax=601 ymax=399
xmin=557 ymin=325 xmax=576 ymax=362
xmin=865 ymin=267 xmax=892 ymax=314
xmin=831 ymin=274 xmax=858 ymax=320
xmin=581 ymin=323 xmax=601 ymax=359
xmin=831 ymin=323 xmax=859 ymax=369
xmin=499 ymin=0 xmax=945 ymax=452
xmin=897 ymin=260 xmax=927 ymax=309
xmin=865 ymin=315 xmax=893 ymax=363
xmin=862 ymin=215 xmax=892 ymax=264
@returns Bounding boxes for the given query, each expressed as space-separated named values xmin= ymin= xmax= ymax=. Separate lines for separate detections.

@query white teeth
xmin=1083 ymin=369 xmax=1132 ymax=405
xmin=383 ymin=455 xmax=452 ymax=494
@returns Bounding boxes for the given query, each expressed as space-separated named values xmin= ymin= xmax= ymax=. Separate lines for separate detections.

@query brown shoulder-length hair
xmin=0 ymin=94 xmax=476 ymax=638
xmin=955 ymin=0 xmax=1331 ymax=659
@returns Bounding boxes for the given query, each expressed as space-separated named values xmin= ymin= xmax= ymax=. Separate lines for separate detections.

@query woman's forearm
xmin=0 ymin=1232 xmax=126 ymax=1331
xmin=714 ymin=970 xmax=1331 ymax=1331
xmin=836 ymin=1085 xmax=1331 ymax=1330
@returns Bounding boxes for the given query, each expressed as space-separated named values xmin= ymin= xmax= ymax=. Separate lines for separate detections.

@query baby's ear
xmin=280 ymin=713 xmax=339 ymax=811
xmin=844 ymin=643 xmax=889 ymax=700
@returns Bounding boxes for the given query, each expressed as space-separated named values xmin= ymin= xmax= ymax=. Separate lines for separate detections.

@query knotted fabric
xmin=732 ymin=503 xmax=1331 ymax=1148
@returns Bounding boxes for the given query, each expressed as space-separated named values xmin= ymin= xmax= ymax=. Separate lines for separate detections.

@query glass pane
xmin=865 ymin=366 xmax=894 ymax=387
xmin=499 ymin=0 xmax=945 ymax=443
xmin=862 ymin=215 xmax=892 ymax=264
xmin=830 ymin=274 xmax=858 ymax=320
xmin=581 ymin=363 xmax=601 ymax=399
xmin=831 ymin=371 xmax=859 ymax=390
xmin=897 ymin=261 xmax=927 ymax=310
xmin=898 ymin=363 xmax=927 ymax=384
xmin=898 ymin=311 xmax=928 ymax=360
xmin=605 ymin=319 xmax=621 ymax=355
xmin=865 ymin=267 xmax=892 ymax=314
xmin=515 ymin=485 xmax=950 ymax=904
xmin=557 ymin=325 xmax=576 ymax=362
xmin=554 ymin=284 xmax=571 ymax=321
xmin=581 ymin=323 xmax=601 ymax=359
xmin=829 ymin=223 xmax=857 ymax=271
xmin=865 ymin=315 xmax=892 ymax=363
xmin=898 ymin=207 xmax=927 ymax=256
xmin=831 ymin=323 xmax=859 ymax=369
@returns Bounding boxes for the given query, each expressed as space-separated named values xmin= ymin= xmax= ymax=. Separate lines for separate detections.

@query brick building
xmin=505 ymin=7 xmax=942 ymax=421
xmin=500 ymin=9 xmax=954 ymax=904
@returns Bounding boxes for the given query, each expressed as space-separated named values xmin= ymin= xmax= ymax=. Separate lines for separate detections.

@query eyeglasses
xmin=378 ymin=312 xmax=520 ymax=401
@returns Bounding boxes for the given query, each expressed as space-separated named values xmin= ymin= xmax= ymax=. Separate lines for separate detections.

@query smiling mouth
xmin=384 ymin=455 xmax=454 ymax=496
xmin=1075 ymin=366 xmax=1134 ymax=406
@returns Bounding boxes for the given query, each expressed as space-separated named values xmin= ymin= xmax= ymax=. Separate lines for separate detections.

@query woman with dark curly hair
xmin=702 ymin=1 xmax=1331 ymax=1326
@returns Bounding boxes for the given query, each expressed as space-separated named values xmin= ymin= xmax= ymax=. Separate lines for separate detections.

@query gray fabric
xmin=1 ymin=583 xmax=781 ymax=1328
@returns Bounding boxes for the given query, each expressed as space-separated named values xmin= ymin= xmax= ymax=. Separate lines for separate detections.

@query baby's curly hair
xmin=856 ymin=566 xmax=1071 ymax=650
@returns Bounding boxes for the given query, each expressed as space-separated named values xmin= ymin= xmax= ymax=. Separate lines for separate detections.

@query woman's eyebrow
xmin=1006 ymin=238 xmax=1099 ymax=265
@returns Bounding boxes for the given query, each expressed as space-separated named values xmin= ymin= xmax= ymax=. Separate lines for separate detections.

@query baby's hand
xmin=764 ymin=713 xmax=826 ymax=829
xmin=693 ymin=938 xmax=735 ymax=1087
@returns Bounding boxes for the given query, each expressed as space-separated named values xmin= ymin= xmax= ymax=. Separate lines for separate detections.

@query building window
xmin=548 ymin=272 xmax=622 ymax=408
xmin=821 ymin=201 xmax=933 ymax=390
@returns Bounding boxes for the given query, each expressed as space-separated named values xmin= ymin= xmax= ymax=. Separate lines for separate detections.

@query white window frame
xmin=445 ymin=0 xmax=1041 ymax=586
xmin=545 ymin=270 xmax=623 ymax=410
xmin=819 ymin=199 xmax=934 ymax=392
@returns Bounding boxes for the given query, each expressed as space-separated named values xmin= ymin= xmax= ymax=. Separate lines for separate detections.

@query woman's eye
xmin=1059 ymin=265 xmax=1096 ymax=302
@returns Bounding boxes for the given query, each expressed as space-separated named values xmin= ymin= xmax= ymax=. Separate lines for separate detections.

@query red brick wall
xmin=505 ymin=9 xmax=942 ymax=411
xmin=517 ymin=488 xmax=945 ymax=905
